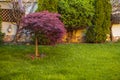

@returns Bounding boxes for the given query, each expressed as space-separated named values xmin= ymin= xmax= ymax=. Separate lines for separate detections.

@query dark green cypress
xmin=86 ymin=0 xmax=112 ymax=43
xmin=102 ymin=0 xmax=112 ymax=38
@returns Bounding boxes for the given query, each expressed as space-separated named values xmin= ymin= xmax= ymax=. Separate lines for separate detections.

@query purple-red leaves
xmin=21 ymin=11 xmax=66 ymax=45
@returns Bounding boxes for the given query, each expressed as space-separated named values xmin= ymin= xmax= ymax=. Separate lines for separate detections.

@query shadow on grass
xmin=0 ymin=72 xmax=22 ymax=80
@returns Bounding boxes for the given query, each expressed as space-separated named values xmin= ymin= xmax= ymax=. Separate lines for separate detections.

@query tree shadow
xmin=0 ymin=72 xmax=22 ymax=80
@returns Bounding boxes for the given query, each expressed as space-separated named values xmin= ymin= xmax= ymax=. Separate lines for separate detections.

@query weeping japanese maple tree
xmin=21 ymin=11 xmax=66 ymax=57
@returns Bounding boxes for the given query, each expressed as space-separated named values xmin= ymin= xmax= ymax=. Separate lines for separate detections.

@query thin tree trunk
xmin=35 ymin=37 xmax=39 ymax=57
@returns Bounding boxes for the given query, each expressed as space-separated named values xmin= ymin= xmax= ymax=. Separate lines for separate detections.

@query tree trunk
xmin=35 ymin=37 xmax=39 ymax=57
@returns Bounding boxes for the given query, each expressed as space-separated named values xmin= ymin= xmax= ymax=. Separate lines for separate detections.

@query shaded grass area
xmin=0 ymin=43 xmax=120 ymax=80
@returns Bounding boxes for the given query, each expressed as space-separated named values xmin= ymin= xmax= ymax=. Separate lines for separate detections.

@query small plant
xmin=0 ymin=8 xmax=4 ymax=45
xmin=0 ymin=32 xmax=4 ymax=44
xmin=21 ymin=11 xmax=66 ymax=57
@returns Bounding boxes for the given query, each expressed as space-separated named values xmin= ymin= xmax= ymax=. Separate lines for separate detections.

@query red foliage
xmin=21 ymin=11 xmax=66 ymax=45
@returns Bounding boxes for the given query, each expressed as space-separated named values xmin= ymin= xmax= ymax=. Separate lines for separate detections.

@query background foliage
xmin=37 ymin=0 xmax=58 ymax=12
xmin=37 ymin=0 xmax=112 ymax=43
xmin=58 ymin=0 xmax=95 ymax=30
xmin=37 ymin=0 xmax=95 ymax=30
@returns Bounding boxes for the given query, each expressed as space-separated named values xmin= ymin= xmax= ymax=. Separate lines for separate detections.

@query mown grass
xmin=0 ymin=43 xmax=120 ymax=80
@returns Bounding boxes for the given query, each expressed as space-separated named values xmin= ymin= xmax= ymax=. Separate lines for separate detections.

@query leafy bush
xmin=0 ymin=8 xmax=4 ymax=44
xmin=0 ymin=32 xmax=4 ymax=44
xmin=57 ymin=0 xmax=94 ymax=30
xmin=37 ymin=0 xmax=94 ymax=29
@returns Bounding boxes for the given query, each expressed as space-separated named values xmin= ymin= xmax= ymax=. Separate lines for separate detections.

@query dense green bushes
xmin=37 ymin=0 xmax=112 ymax=43
xmin=0 ymin=23 xmax=3 ymax=44
xmin=86 ymin=0 xmax=112 ymax=43
xmin=58 ymin=0 xmax=94 ymax=30
xmin=37 ymin=0 xmax=94 ymax=30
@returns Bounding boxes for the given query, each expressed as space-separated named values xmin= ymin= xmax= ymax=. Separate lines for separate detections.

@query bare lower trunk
xmin=35 ymin=37 xmax=39 ymax=57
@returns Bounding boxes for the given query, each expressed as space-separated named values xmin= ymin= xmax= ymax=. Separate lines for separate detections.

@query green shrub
xmin=0 ymin=32 xmax=4 ymax=44
xmin=37 ymin=0 xmax=95 ymax=30
xmin=0 ymin=7 xmax=4 ymax=44
xmin=58 ymin=0 xmax=94 ymax=29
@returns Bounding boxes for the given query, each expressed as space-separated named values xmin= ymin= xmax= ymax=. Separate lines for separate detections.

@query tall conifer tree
xmin=86 ymin=0 xmax=112 ymax=43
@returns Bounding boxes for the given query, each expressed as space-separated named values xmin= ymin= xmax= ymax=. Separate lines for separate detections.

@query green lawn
xmin=0 ymin=43 xmax=120 ymax=80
